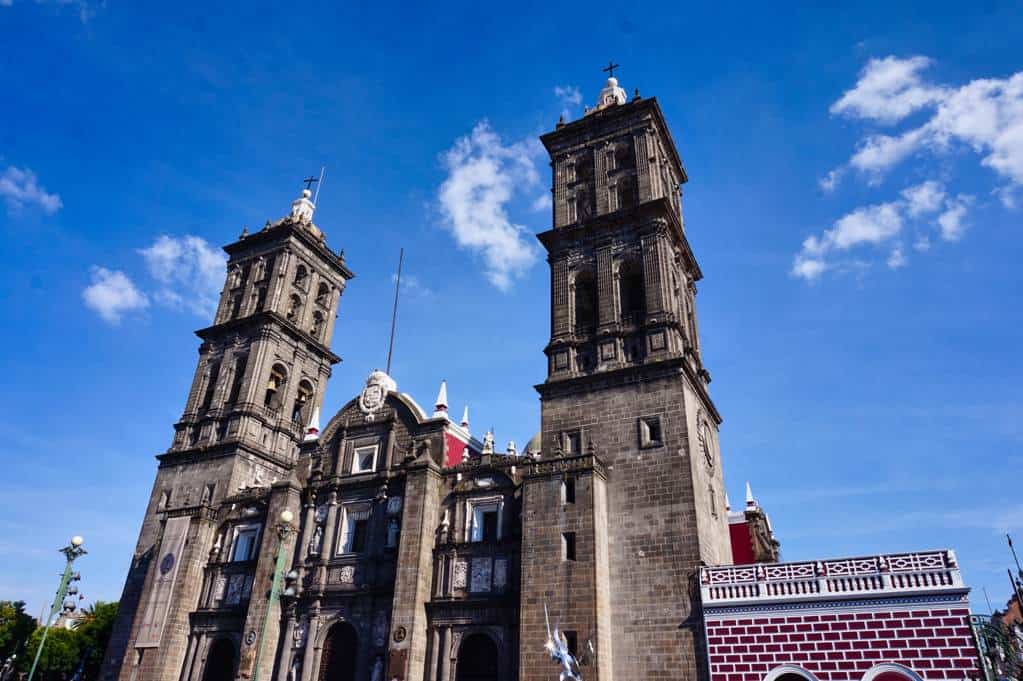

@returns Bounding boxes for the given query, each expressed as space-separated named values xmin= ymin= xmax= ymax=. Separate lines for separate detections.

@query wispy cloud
xmin=554 ymin=85 xmax=583 ymax=119
xmin=82 ymin=267 xmax=149 ymax=324
xmin=0 ymin=166 xmax=62 ymax=215
xmin=392 ymin=272 xmax=433 ymax=298
xmin=139 ymin=235 xmax=227 ymax=316
xmin=792 ymin=180 xmax=970 ymax=280
xmin=437 ymin=121 xmax=542 ymax=291
xmin=797 ymin=54 xmax=1023 ymax=281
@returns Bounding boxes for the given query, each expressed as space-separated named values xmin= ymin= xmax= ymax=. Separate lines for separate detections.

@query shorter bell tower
xmin=101 ymin=185 xmax=354 ymax=681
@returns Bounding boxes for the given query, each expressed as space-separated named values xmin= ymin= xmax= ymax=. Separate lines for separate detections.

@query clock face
xmin=159 ymin=552 xmax=176 ymax=575
xmin=699 ymin=422 xmax=714 ymax=467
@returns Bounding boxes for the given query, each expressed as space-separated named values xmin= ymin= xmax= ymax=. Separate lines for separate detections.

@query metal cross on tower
xmin=602 ymin=61 xmax=620 ymax=78
xmin=303 ymin=176 xmax=319 ymax=190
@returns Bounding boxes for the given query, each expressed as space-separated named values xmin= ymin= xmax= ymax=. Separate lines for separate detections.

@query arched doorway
xmin=455 ymin=633 xmax=499 ymax=681
xmin=862 ymin=664 xmax=924 ymax=681
xmin=764 ymin=665 xmax=819 ymax=681
xmin=318 ymin=622 xmax=358 ymax=681
xmin=202 ymin=638 xmax=237 ymax=681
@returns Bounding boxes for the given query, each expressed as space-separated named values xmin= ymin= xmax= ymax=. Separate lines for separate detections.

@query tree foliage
xmin=8 ymin=601 xmax=119 ymax=681
xmin=0 ymin=601 xmax=36 ymax=661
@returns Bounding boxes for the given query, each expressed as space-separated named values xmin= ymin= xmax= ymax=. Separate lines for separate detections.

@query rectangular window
xmin=562 ymin=478 xmax=576 ymax=504
xmin=562 ymin=532 xmax=577 ymax=561
xmin=351 ymin=444 xmax=378 ymax=474
xmin=338 ymin=505 xmax=372 ymax=554
xmin=469 ymin=500 xmax=502 ymax=542
xmin=639 ymin=416 xmax=663 ymax=448
xmin=563 ymin=430 xmax=582 ymax=455
xmin=564 ymin=631 xmax=578 ymax=658
xmin=231 ymin=525 xmax=260 ymax=562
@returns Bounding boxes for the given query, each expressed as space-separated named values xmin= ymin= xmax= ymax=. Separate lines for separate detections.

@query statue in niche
xmin=370 ymin=656 xmax=384 ymax=681
xmin=386 ymin=518 xmax=399 ymax=548
xmin=309 ymin=525 xmax=323 ymax=555
xmin=293 ymin=619 xmax=307 ymax=647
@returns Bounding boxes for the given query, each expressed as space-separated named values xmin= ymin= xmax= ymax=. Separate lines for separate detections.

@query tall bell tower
xmin=101 ymin=186 xmax=353 ymax=681
xmin=519 ymin=73 xmax=732 ymax=681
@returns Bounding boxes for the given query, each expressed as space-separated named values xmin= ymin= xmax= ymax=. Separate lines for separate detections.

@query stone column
xmin=596 ymin=246 xmax=615 ymax=327
xmin=635 ymin=130 xmax=653 ymax=203
xmin=274 ymin=613 xmax=297 ymax=681
xmin=437 ymin=627 xmax=450 ymax=681
xmin=320 ymin=492 xmax=339 ymax=562
xmin=298 ymin=613 xmax=319 ymax=681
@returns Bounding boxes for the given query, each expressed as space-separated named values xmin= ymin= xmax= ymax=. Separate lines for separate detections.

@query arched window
xmin=618 ymin=260 xmax=645 ymax=322
xmin=294 ymin=264 xmax=308 ymax=288
xmin=201 ymin=638 xmax=237 ymax=681
xmin=862 ymin=664 xmax=925 ymax=681
xmin=315 ymin=283 xmax=330 ymax=307
xmin=252 ymin=287 xmax=267 ymax=314
xmin=264 ymin=365 xmax=287 ymax=409
xmin=763 ymin=665 xmax=820 ymax=681
xmin=291 ymin=380 xmax=313 ymax=424
xmin=286 ymin=294 xmax=303 ymax=322
xmin=317 ymin=623 xmax=357 ymax=681
xmin=574 ymin=271 xmax=597 ymax=335
xmin=617 ymin=175 xmax=638 ymax=209
xmin=227 ymin=355 xmax=247 ymax=405
xmin=200 ymin=361 xmax=221 ymax=411
xmin=311 ymin=311 xmax=325 ymax=340
xmin=456 ymin=633 xmax=499 ymax=681
xmin=615 ymin=142 xmax=635 ymax=170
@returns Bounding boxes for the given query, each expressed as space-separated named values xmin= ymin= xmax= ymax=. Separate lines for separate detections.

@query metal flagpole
xmin=28 ymin=538 xmax=85 ymax=681
xmin=386 ymin=248 xmax=404 ymax=375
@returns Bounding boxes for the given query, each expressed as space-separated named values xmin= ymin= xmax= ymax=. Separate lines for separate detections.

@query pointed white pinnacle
xmin=304 ymin=406 xmax=321 ymax=441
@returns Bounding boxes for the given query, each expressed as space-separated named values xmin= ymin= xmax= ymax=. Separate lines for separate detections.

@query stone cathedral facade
xmin=100 ymin=75 xmax=734 ymax=681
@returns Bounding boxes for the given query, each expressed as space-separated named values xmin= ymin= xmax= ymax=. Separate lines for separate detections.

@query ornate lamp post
xmin=252 ymin=510 xmax=294 ymax=681
xmin=28 ymin=536 xmax=86 ymax=681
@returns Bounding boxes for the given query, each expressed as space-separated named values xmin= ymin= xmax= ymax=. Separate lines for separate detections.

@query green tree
xmin=19 ymin=626 xmax=80 ymax=681
xmin=0 ymin=600 xmax=36 ymax=661
xmin=71 ymin=602 xmax=118 ymax=681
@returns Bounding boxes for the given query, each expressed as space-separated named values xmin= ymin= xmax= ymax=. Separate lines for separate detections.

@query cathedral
xmin=100 ymin=74 xmax=738 ymax=681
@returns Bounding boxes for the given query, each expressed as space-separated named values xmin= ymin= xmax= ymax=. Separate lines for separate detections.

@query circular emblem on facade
xmin=159 ymin=552 xmax=176 ymax=575
xmin=699 ymin=420 xmax=714 ymax=468
xmin=244 ymin=630 xmax=257 ymax=646
xmin=393 ymin=626 xmax=407 ymax=643
xmin=358 ymin=370 xmax=396 ymax=420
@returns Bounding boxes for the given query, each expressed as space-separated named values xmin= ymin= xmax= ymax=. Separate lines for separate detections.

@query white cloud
xmin=901 ymin=180 xmax=946 ymax=216
xmin=937 ymin=195 xmax=972 ymax=241
xmin=830 ymin=56 xmax=945 ymax=124
xmin=0 ymin=166 xmax=62 ymax=215
xmin=827 ymin=57 xmax=1023 ymax=190
xmin=138 ymin=235 xmax=226 ymax=316
xmin=554 ymin=85 xmax=583 ymax=119
xmin=792 ymin=181 xmax=959 ymax=280
xmin=531 ymin=193 xmax=552 ymax=211
xmin=819 ymin=168 xmax=843 ymax=193
xmin=392 ymin=272 xmax=432 ymax=298
xmin=437 ymin=121 xmax=542 ymax=291
xmin=886 ymin=246 xmax=907 ymax=269
xmin=82 ymin=267 xmax=149 ymax=324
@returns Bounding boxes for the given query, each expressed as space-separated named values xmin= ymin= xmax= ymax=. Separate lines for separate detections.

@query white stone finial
xmin=596 ymin=76 xmax=627 ymax=110
xmin=482 ymin=430 xmax=495 ymax=455
xmin=506 ymin=440 xmax=517 ymax=456
xmin=460 ymin=405 xmax=470 ymax=431
xmin=745 ymin=481 xmax=756 ymax=508
xmin=289 ymin=188 xmax=316 ymax=224
xmin=724 ymin=491 xmax=731 ymax=512
xmin=304 ymin=406 xmax=321 ymax=441
xmin=433 ymin=380 xmax=448 ymax=418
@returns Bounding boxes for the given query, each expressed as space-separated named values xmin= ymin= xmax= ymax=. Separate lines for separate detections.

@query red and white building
xmin=701 ymin=550 xmax=980 ymax=681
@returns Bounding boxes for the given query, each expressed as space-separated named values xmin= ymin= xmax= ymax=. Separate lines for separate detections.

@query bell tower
xmin=101 ymin=186 xmax=353 ymax=681
xmin=519 ymin=74 xmax=732 ymax=681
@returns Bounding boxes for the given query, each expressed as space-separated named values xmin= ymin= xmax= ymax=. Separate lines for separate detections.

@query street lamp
xmin=27 ymin=536 xmax=86 ymax=681
xmin=251 ymin=510 xmax=295 ymax=681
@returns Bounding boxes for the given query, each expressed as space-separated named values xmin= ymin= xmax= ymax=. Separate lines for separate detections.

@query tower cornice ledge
xmin=536 ymin=198 xmax=702 ymax=281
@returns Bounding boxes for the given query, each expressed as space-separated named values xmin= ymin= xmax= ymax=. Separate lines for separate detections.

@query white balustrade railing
xmin=700 ymin=549 xmax=964 ymax=605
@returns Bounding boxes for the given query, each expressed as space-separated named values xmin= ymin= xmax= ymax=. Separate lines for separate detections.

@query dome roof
xmin=523 ymin=431 xmax=541 ymax=456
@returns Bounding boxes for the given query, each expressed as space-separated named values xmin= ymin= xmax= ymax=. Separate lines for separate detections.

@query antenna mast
xmin=386 ymin=248 xmax=404 ymax=375
xmin=312 ymin=166 xmax=326 ymax=205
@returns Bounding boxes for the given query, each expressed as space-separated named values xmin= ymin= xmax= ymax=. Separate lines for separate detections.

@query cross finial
xmin=303 ymin=176 xmax=319 ymax=191
xmin=602 ymin=61 xmax=620 ymax=79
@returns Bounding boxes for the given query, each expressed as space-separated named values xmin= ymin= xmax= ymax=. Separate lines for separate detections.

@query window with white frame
xmin=231 ymin=524 xmax=261 ymax=562
xmin=467 ymin=497 xmax=503 ymax=543
xmin=351 ymin=444 xmax=378 ymax=474
xmin=338 ymin=504 xmax=372 ymax=554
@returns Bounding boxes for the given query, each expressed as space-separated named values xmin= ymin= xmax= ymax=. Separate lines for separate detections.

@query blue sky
xmin=1 ymin=1 xmax=1021 ymax=620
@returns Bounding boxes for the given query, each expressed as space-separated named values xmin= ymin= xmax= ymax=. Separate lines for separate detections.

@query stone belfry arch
xmin=100 ymin=187 xmax=353 ymax=681
xmin=519 ymin=74 xmax=732 ymax=681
